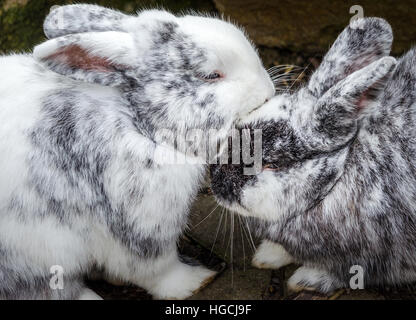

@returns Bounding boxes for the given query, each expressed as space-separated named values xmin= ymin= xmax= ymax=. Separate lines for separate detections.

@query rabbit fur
xmin=210 ymin=18 xmax=416 ymax=293
xmin=0 ymin=4 xmax=274 ymax=299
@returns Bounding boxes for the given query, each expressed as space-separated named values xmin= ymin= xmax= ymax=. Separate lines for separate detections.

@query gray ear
xmin=308 ymin=18 xmax=393 ymax=98
xmin=309 ymin=57 xmax=396 ymax=150
xmin=44 ymin=4 xmax=129 ymax=39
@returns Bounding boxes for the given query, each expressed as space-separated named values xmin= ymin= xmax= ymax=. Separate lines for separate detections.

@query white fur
xmin=78 ymin=288 xmax=103 ymax=300
xmin=252 ymin=240 xmax=294 ymax=269
xmin=0 ymin=6 xmax=273 ymax=300
xmin=288 ymin=266 xmax=340 ymax=293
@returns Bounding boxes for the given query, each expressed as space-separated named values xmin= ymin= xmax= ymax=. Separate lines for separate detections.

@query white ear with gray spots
xmin=308 ymin=17 xmax=393 ymax=97
xmin=33 ymin=31 xmax=136 ymax=86
xmin=44 ymin=4 xmax=129 ymax=39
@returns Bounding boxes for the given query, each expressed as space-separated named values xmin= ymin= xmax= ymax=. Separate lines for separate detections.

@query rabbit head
xmin=34 ymin=4 xmax=274 ymax=153
xmin=210 ymin=18 xmax=396 ymax=222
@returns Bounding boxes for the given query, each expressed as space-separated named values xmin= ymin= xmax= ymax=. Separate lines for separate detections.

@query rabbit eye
xmin=202 ymin=71 xmax=224 ymax=81
xmin=263 ymin=163 xmax=280 ymax=171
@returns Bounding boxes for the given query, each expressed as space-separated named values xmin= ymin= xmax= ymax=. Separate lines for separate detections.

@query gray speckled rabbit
xmin=210 ymin=17 xmax=416 ymax=293
xmin=0 ymin=4 xmax=274 ymax=299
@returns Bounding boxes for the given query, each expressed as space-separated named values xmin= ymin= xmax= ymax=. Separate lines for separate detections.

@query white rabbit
xmin=0 ymin=4 xmax=274 ymax=299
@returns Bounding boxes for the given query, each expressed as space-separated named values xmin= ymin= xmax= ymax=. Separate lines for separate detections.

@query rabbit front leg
xmin=251 ymin=241 xmax=340 ymax=293
xmin=287 ymin=266 xmax=342 ymax=294
xmin=252 ymin=240 xmax=295 ymax=270
xmin=139 ymin=251 xmax=217 ymax=299
xmin=78 ymin=288 xmax=103 ymax=300
xmin=102 ymin=242 xmax=216 ymax=299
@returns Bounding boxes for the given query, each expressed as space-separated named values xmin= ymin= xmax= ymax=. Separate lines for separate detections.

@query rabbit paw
xmin=104 ymin=275 xmax=127 ymax=286
xmin=78 ymin=287 xmax=103 ymax=300
xmin=287 ymin=266 xmax=340 ymax=294
xmin=150 ymin=263 xmax=217 ymax=300
xmin=252 ymin=240 xmax=294 ymax=269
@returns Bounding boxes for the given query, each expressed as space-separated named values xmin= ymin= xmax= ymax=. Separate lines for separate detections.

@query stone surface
xmin=190 ymin=267 xmax=272 ymax=300
xmin=213 ymin=0 xmax=416 ymax=55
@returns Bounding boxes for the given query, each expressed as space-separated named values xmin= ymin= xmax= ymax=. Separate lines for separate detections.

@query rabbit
xmin=0 ymin=4 xmax=274 ymax=300
xmin=210 ymin=17 xmax=416 ymax=294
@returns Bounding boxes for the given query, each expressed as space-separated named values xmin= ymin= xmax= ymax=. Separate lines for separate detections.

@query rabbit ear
xmin=308 ymin=18 xmax=393 ymax=98
xmin=311 ymin=57 xmax=396 ymax=147
xmin=44 ymin=4 xmax=129 ymax=39
xmin=33 ymin=32 xmax=136 ymax=86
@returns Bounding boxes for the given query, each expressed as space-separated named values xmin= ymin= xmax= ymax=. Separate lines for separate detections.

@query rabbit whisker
xmin=210 ymin=207 xmax=225 ymax=255
xmin=222 ymin=207 xmax=229 ymax=246
xmin=239 ymin=215 xmax=256 ymax=253
xmin=267 ymin=64 xmax=300 ymax=73
xmin=244 ymin=216 xmax=257 ymax=252
xmin=286 ymin=64 xmax=310 ymax=93
xmin=192 ymin=203 xmax=219 ymax=229
xmin=230 ymin=209 xmax=234 ymax=287
xmin=237 ymin=214 xmax=246 ymax=271
xmin=237 ymin=215 xmax=246 ymax=271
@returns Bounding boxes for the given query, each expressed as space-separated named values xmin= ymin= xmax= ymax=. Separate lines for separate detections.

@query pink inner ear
xmin=357 ymin=81 xmax=380 ymax=111
xmin=46 ymin=44 xmax=116 ymax=72
xmin=349 ymin=54 xmax=376 ymax=75
xmin=357 ymin=94 xmax=368 ymax=111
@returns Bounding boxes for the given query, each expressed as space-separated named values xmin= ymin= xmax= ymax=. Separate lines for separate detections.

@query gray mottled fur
xmin=211 ymin=18 xmax=416 ymax=292
xmin=44 ymin=4 xmax=126 ymax=39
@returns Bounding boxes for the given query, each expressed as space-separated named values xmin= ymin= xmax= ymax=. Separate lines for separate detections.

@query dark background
xmin=1 ymin=0 xmax=415 ymax=69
